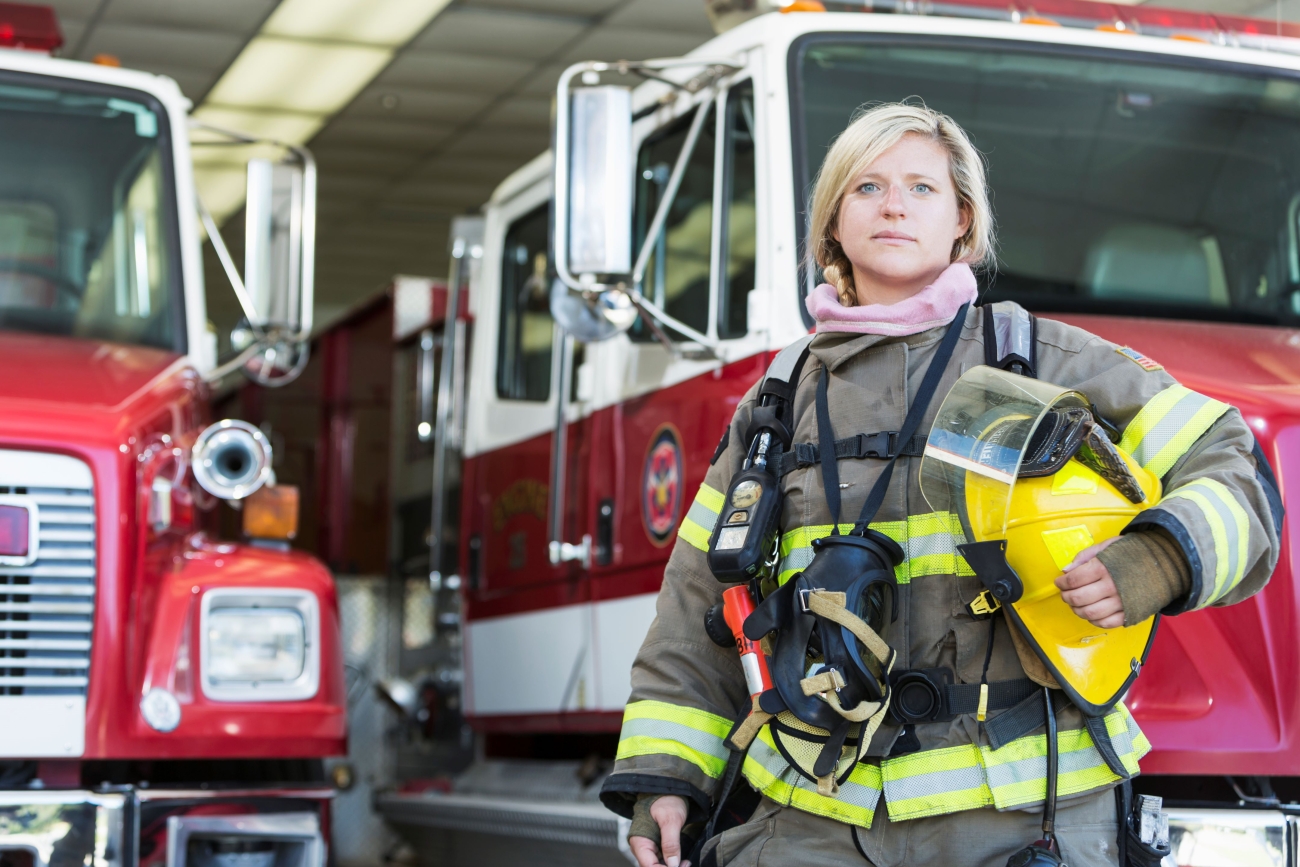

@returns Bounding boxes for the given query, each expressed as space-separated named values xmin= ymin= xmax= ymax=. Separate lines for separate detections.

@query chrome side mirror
xmin=552 ymin=59 xmax=740 ymax=350
xmin=192 ymin=120 xmax=316 ymax=387
xmin=567 ymin=85 xmax=633 ymax=281
xmin=244 ymin=158 xmax=309 ymax=337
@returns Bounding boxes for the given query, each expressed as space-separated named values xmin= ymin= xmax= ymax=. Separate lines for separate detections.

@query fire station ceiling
xmin=43 ymin=0 xmax=1293 ymax=331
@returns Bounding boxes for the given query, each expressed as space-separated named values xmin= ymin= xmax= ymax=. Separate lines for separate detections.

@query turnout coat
xmin=601 ymin=303 xmax=1280 ymax=828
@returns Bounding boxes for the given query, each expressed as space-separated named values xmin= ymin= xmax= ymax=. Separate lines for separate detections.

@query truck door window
xmin=0 ymin=78 xmax=180 ymax=349
xmin=496 ymin=203 xmax=552 ymax=401
xmin=719 ymin=82 xmax=757 ymax=339
xmin=632 ymin=105 xmax=717 ymax=342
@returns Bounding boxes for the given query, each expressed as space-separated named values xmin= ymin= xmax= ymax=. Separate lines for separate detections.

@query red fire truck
xmin=0 ymin=5 xmax=344 ymax=865
xmin=372 ymin=1 xmax=1300 ymax=864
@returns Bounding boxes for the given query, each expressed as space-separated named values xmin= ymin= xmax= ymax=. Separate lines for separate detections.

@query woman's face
xmin=835 ymin=133 xmax=970 ymax=300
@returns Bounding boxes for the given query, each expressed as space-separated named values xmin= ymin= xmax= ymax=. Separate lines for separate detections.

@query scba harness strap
xmin=727 ymin=306 xmax=971 ymax=797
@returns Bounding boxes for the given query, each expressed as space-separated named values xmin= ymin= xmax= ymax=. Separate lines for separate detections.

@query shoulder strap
xmin=759 ymin=334 xmax=815 ymax=405
xmin=745 ymin=334 xmax=815 ymax=452
xmin=812 ymin=306 xmax=971 ymax=537
xmin=982 ymin=301 xmax=1037 ymax=379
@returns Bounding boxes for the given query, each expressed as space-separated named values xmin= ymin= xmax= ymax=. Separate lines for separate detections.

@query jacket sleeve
xmin=600 ymin=386 xmax=759 ymax=820
xmin=1037 ymin=320 xmax=1282 ymax=615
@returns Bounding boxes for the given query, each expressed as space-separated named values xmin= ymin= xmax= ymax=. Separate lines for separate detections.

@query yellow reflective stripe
xmin=742 ymin=726 xmax=882 ymax=826
xmin=695 ymin=483 xmax=726 ymax=514
xmin=875 ymin=704 xmax=1148 ymax=821
xmin=732 ymin=705 xmax=1148 ymax=825
xmin=881 ymin=742 xmax=992 ymax=820
xmin=1119 ymin=385 xmax=1231 ymax=478
xmin=776 ymin=513 xmax=973 ymax=586
xmin=678 ymin=483 xmax=725 ymax=552
xmin=622 ymin=699 xmax=732 ymax=737
xmin=981 ymin=706 xmax=1146 ymax=810
xmin=616 ymin=700 xmax=732 ymax=779
xmin=1165 ymin=479 xmax=1251 ymax=605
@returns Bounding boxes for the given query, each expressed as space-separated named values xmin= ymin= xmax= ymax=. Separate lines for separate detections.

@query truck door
xmin=580 ymin=74 xmax=772 ymax=711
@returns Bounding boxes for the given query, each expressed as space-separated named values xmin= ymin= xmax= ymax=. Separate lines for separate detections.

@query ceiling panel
xmin=408 ymin=7 xmax=590 ymax=58
xmin=45 ymin=0 xmax=104 ymax=19
xmin=476 ymin=95 xmax=553 ymax=128
xmin=312 ymin=117 xmax=458 ymax=149
xmin=376 ymin=51 xmax=534 ymax=90
xmin=79 ymin=22 xmax=246 ymax=68
xmin=604 ymin=0 xmax=714 ymax=32
xmin=101 ymin=0 xmax=278 ymax=33
xmin=461 ymin=0 xmax=623 ymax=13
xmin=560 ymin=26 xmax=711 ymax=63
xmin=340 ymin=85 xmax=494 ymax=122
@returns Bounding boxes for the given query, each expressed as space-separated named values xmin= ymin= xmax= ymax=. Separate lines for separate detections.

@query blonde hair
xmin=809 ymin=102 xmax=993 ymax=306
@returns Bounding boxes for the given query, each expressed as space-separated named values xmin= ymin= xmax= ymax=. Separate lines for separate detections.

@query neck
xmin=850 ymin=263 xmax=950 ymax=306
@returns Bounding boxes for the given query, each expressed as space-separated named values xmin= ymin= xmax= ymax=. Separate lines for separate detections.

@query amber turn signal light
xmin=242 ymin=484 xmax=299 ymax=541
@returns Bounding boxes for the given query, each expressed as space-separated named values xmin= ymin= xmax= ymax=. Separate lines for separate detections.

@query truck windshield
xmin=0 ymin=74 xmax=180 ymax=350
xmin=795 ymin=39 xmax=1300 ymax=326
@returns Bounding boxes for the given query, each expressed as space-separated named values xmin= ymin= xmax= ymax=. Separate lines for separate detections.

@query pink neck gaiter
xmin=805 ymin=263 xmax=978 ymax=336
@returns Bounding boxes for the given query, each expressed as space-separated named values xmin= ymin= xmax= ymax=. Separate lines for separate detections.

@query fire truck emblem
xmin=642 ymin=425 xmax=684 ymax=546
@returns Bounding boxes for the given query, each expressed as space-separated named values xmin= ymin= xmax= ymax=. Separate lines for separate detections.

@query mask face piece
xmin=920 ymin=366 xmax=1163 ymax=715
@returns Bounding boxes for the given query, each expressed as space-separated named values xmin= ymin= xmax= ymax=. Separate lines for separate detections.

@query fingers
xmin=1062 ymin=537 xmax=1119 ymax=571
xmin=629 ymin=836 xmax=664 ymax=867
xmin=1070 ymin=594 xmax=1124 ymax=626
xmin=1055 ymin=557 xmax=1109 ymax=591
xmin=1059 ymin=573 xmax=1116 ymax=609
xmin=655 ymin=801 xmax=686 ymax=867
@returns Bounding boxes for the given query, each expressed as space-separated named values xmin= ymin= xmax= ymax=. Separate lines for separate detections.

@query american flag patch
xmin=1117 ymin=346 xmax=1163 ymax=371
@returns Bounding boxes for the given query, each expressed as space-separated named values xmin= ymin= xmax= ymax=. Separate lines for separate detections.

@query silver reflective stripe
xmin=882 ymin=763 xmax=986 ymax=805
xmin=684 ymin=499 xmax=720 ymax=534
xmin=1164 ymin=479 xmax=1249 ymax=606
xmin=984 ymin=738 xmax=1115 ymax=793
xmin=620 ymin=717 xmax=729 ymax=763
xmin=1128 ymin=390 xmax=1214 ymax=469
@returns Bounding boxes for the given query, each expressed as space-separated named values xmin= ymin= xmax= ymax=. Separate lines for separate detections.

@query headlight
xmin=208 ymin=608 xmax=305 ymax=682
xmin=1165 ymin=809 xmax=1288 ymax=867
xmin=200 ymin=589 xmax=320 ymax=702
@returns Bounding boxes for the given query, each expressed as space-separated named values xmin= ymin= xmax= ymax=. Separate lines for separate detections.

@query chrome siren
xmin=192 ymin=420 xmax=272 ymax=500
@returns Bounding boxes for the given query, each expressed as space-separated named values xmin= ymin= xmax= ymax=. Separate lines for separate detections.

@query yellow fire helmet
xmin=919 ymin=366 xmax=1161 ymax=715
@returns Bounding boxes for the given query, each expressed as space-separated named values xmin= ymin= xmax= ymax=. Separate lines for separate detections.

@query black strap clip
xmin=856 ymin=431 xmax=899 ymax=459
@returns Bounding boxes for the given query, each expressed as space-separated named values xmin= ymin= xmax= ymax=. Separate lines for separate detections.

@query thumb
xmin=658 ymin=807 xmax=685 ymax=867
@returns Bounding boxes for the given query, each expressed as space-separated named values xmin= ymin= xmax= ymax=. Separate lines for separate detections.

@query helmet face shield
xmin=920 ymin=367 xmax=1090 ymax=542
xmin=921 ymin=366 xmax=1163 ymax=715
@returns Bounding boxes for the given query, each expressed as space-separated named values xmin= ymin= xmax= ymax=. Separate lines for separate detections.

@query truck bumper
xmin=0 ymin=787 xmax=332 ymax=867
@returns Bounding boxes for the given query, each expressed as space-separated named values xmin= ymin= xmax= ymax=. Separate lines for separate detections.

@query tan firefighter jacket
xmin=601 ymin=303 xmax=1281 ymax=828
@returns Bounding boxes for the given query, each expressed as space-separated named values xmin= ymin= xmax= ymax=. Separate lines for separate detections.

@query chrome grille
xmin=0 ymin=476 xmax=96 ymax=697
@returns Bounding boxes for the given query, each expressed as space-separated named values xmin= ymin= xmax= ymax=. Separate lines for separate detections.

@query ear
xmin=955 ymin=202 xmax=972 ymax=240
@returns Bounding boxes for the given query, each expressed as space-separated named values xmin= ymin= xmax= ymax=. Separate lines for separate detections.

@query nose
xmin=881 ymin=183 xmax=905 ymax=217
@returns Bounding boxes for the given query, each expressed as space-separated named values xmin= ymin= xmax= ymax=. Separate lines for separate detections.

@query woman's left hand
xmin=1054 ymin=538 xmax=1125 ymax=629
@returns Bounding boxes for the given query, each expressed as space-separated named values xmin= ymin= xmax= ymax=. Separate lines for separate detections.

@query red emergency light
xmin=0 ymin=3 xmax=62 ymax=53
xmin=0 ymin=504 xmax=29 ymax=558
xmin=815 ymin=0 xmax=1300 ymax=50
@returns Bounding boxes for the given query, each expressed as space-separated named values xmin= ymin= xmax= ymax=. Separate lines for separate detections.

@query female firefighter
xmin=600 ymin=102 xmax=1281 ymax=867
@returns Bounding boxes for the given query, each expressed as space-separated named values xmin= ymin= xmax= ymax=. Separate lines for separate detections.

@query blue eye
xmin=914 ymin=183 xmax=933 ymax=193
xmin=859 ymin=182 xmax=880 ymax=193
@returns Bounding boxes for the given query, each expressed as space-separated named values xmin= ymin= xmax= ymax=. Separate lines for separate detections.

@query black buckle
xmin=857 ymin=431 xmax=898 ymax=459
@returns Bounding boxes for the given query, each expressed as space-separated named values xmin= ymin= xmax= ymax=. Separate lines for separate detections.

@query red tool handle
xmin=722 ymin=585 xmax=773 ymax=698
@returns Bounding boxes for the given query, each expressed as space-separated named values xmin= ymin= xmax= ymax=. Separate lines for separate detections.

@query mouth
xmin=873 ymin=232 xmax=916 ymax=245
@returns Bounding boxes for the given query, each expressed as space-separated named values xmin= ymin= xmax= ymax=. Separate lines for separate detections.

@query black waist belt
xmin=776 ymin=431 xmax=927 ymax=478
xmin=887 ymin=668 xmax=1038 ymax=728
